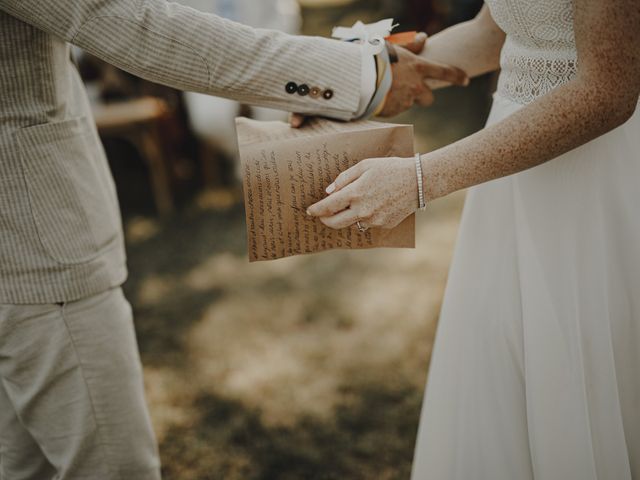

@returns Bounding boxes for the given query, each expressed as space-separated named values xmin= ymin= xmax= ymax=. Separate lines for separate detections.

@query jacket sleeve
xmin=0 ymin=0 xmax=363 ymax=120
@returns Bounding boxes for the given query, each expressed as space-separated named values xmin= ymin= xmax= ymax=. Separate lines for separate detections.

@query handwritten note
xmin=236 ymin=117 xmax=415 ymax=262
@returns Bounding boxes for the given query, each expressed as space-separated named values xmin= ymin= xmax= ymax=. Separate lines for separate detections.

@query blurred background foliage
xmin=86 ymin=0 xmax=491 ymax=478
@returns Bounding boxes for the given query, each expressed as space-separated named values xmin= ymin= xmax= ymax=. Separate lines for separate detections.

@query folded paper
xmin=236 ymin=117 xmax=416 ymax=262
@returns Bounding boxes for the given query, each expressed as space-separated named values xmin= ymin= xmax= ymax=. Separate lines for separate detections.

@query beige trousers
xmin=0 ymin=288 xmax=161 ymax=480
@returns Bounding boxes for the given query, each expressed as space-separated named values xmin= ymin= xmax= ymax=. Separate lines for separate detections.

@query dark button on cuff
xmin=297 ymin=84 xmax=310 ymax=96
xmin=322 ymin=89 xmax=334 ymax=100
xmin=285 ymin=82 xmax=298 ymax=94
xmin=310 ymin=86 xmax=322 ymax=98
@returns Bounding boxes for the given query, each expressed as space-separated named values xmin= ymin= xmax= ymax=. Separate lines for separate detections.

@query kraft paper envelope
xmin=236 ymin=117 xmax=415 ymax=262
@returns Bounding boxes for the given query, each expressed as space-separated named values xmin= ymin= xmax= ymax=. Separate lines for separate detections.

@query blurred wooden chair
xmin=92 ymin=96 xmax=175 ymax=216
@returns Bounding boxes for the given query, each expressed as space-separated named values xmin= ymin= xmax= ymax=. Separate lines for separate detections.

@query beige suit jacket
xmin=0 ymin=0 xmax=363 ymax=304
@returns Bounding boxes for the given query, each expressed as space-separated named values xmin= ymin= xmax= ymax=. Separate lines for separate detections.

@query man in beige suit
xmin=0 ymin=0 xmax=466 ymax=478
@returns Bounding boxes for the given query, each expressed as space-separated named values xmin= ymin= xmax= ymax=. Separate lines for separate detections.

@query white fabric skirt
xmin=411 ymin=93 xmax=640 ymax=479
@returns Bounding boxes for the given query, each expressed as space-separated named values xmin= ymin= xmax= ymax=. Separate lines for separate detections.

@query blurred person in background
xmin=0 ymin=0 xmax=467 ymax=478
xmin=308 ymin=1 xmax=640 ymax=478
xmin=179 ymin=0 xmax=302 ymax=159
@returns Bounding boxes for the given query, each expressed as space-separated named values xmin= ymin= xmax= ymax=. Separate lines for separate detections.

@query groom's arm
xmin=0 ymin=0 xmax=367 ymax=120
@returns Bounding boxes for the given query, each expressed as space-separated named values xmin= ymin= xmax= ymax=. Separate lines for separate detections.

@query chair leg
xmin=138 ymin=126 xmax=174 ymax=216
xmin=200 ymin=141 xmax=223 ymax=189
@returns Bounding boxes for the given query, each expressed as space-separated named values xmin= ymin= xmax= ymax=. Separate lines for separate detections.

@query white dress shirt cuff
xmin=355 ymin=50 xmax=378 ymax=119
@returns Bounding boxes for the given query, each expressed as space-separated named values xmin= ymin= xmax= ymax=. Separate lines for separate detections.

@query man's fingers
xmin=289 ymin=113 xmax=306 ymax=128
xmin=325 ymin=161 xmax=366 ymax=194
xmin=415 ymin=86 xmax=435 ymax=107
xmin=319 ymin=208 xmax=359 ymax=230
xmin=399 ymin=32 xmax=427 ymax=54
xmin=307 ymin=187 xmax=352 ymax=217
xmin=419 ymin=62 xmax=469 ymax=86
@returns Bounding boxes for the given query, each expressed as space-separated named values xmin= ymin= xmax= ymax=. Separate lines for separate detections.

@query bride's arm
xmin=423 ymin=5 xmax=505 ymax=88
xmin=422 ymin=0 xmax=640 ymax=199
xmin=307 ymin=0 xmax=640 ymax=230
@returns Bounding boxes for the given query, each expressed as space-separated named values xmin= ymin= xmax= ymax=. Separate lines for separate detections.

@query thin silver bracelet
xmin=415 ymin=153 xmax=427 ymax=211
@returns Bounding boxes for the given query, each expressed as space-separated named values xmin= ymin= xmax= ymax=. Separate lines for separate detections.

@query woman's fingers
xmin=325 ymin=160 xmax=367 ymax=194
xmin=308 ymin=160 xmax=372 ymax=217
xmin=415 ymin=86 xmax=435 ymax=107
xmin=307 ymin=186 xmax=353 ymax=217
xmin=399 ymin=32 xmax=427 ymax=55
xmin=319 ymin=208 xmax=360 ymax=230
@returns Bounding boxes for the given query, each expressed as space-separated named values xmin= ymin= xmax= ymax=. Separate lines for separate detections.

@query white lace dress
xmin=411 ymin=1 xmax=640 ymax=478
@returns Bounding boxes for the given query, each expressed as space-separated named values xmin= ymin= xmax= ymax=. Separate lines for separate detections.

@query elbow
xmin=614 ymin=97 xmax=637 ymax=125
xmin=575 ymin=74 xmax=638 ymax=130
xmin=602 ymin=96 xmax=637 ymax=131
xmin=579 ymin=84 xmax=638 ymax=132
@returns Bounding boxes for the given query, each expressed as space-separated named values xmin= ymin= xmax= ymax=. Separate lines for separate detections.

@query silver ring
xmin=356 ymin=221 xmax=368 ymax=233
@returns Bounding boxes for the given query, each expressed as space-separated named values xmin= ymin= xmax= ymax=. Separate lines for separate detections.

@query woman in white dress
xmin=307 ymin=0 xmax=640 ymax=478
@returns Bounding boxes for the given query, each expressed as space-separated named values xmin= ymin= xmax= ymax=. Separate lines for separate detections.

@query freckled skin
xmin=309 ymin=1 xmax=640 ymax=230
xmin=308 ymin=157 xmax=418 ymax=229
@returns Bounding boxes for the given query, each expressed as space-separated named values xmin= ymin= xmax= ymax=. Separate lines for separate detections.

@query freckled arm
xmin=421 ymin=0 xmax=640 ymax=200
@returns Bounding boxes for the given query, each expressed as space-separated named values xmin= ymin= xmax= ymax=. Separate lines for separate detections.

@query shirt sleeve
xmin=355 ymin=49 xmax=378 ymax=118
xmin=0 ymin=0 xmax=364 ymax=121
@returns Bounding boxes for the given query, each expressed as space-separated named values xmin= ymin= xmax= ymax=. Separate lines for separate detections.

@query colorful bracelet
xmin=361 ymin=40 xmax=392 ymax=119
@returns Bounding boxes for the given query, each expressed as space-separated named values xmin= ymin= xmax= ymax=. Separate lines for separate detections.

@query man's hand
xmin=379 ymin=32 xmax=468 ymax=117
xmin=291 ymin=33 xmax=468 ymax=127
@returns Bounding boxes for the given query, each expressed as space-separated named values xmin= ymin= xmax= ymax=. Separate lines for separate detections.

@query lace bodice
xmin=485 ymin=0 xmax=577 ymax=104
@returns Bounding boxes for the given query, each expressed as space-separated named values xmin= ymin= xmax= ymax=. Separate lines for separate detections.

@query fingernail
xmin=306 ymin=208 xmax=312 ymax=216
xmin=326 ymin=183 xmax=336 ymax=194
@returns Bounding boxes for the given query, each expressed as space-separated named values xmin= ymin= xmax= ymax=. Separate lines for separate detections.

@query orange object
xmin=386 ymin=31 xmax=418 ymax=45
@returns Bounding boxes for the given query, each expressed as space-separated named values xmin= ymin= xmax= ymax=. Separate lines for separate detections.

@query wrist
xmin=332 ymin=19 xmax=397 ymax=120
xmin=374 ymin=42 xmax=399 ymax=115
xmin=397 ymin=157 xmax=421 ymax=211
xmin=361 ymin=44 xmax=393 ymax=118
xmin=413 ymin=153 xmax=427 ymax=211
xmin=419 ymin=153 xmax=450 ymax=202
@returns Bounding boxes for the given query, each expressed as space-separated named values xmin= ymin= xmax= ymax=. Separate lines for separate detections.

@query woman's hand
xmin=306 ymin=157 xmax=418 ymax=230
